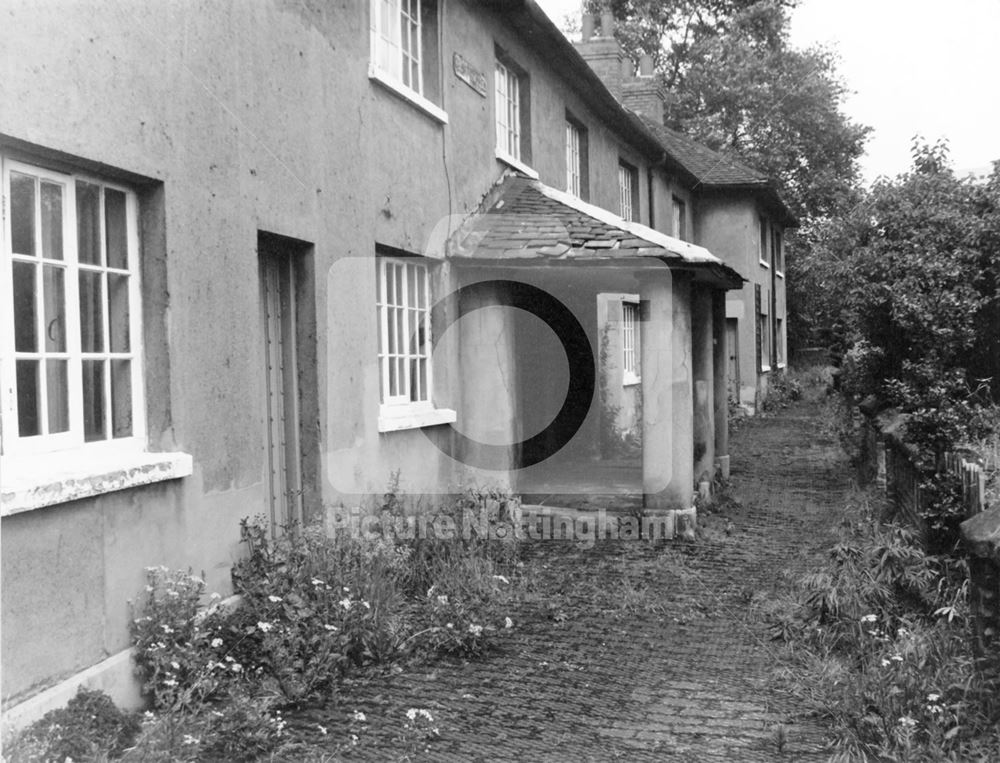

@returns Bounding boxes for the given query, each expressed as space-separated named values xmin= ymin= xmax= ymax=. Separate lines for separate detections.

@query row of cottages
xmin=0 ymin=0 xmax=791 ymax=724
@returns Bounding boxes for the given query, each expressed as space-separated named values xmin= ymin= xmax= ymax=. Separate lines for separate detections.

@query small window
xmin=618 ymin=161 xmax=638 ymax=222
xmin=622 ymin=300 xmax=640 ymax=385
xmin=776 ymin=317 xmax=785 ymax=366
xmin=672 ymin=196 xmax=687 ymax=241
xmin=1 ymin=158 xmax=144 ymax=455
xmin=369 ymin=0 xmax=442 ymax=107
xmin=758 ymin=305 xmax=771 ymax=372
xmin=376 ymin=255 xmax=433 ymax=409
xmin=758 ymin=215 xmax=769 ymax=268
xmin=495 ymin=53 xmax=530 ymax=165
xmin=565 ymin=116 xmax=588 ymax=199
xmin=772 ymin=227 xmax=784 ymax=276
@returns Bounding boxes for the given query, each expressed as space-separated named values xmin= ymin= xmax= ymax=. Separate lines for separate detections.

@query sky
xmin=535 ymin=0 xmax=1000 ymax=183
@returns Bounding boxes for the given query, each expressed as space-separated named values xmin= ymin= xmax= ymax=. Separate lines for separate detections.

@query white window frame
xmin=1 ymin=158 xmax=146 ymax=457
xmin=375 ymin=255 xmax=455 ymax=432
xmin=759 ymin=215 xmax=770 ymax=268
xmin=618 ymin=162 xmax=635 ymax=222
xmin=759 ymin=306 xmax=772 ymax=373
xmin=371 ymin=0 xmax=422 ymax=95
xmin=622 ymin=299 xmax=641 ymax=386
xmin=368 ymin=0 xmax=447 ymax=123
xmin=672 ymin=196 xmax=686 ymax=241
xmin=566 ymin=121 xmax=581 ymax=197
xmin=495 ymin=59 xmax=521 ymax=161
xmin=773 ymin=228 xmax=784 ymax=278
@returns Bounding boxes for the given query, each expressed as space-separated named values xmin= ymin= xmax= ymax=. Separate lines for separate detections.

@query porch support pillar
xmin=712 ymin=289 xmax=730 ymax=480
xmin=640 ymin=269 xmax=693 ymax=510
xmin=692 ymin=285 xmax=715 ymax=486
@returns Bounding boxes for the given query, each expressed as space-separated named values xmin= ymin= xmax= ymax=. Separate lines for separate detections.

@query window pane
xmin=13 ymin=261 xmax=38 ymax=352
xmin=105 ymin=188 xmax=128 ymax=269
xmin=79 ymin=270 xmax=105 ymax=352
xmin=76 ymin=181 xmax=102 ymax=265
xmin=108 ymin=272 xmax=130 ymax=352
xmin=388 ymin=356 xmax=398 ymax=396
xmin=43 ymin=264 xmax=67 ymax=352
xmin=47 ymin=359 xmax=70 ymax=433
xmin=10 ymin=172 xmax=36 ymax=256
xmin=82 ymin=359 xmax=107 ymax=441
xmin=41 ymin=181 xmax=64 ymax=261
xmin=111 ymin=358 xmax=132 ymax=437
xmin=16 ymin=359 xmax=41 ymax=436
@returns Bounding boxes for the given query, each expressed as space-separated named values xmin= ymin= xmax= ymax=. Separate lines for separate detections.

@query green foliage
xmin=805 ymin=142 xmax=1000 ymax=453
xmin=770 ymin=491 xmax=1000 ymax=760
xmin=6 ymin=687 xmax=140 ymax=762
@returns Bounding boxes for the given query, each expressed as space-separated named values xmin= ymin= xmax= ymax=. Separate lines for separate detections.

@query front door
xmin=260 ymin=236 xmax=303 ymax=533
xmin=726 ymin=318 xmax=739 ymax=402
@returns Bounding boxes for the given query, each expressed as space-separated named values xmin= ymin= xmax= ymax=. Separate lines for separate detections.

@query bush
xmin=6 ymin=687 xmax=140 ymax=762
xmin=770 ymin=490 xmax=1000 ymax=760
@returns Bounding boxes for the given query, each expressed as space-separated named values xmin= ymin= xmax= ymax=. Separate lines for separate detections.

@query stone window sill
xmin=378 ymin=406 xmax=457 ymax=433
xmin=1 ymin=449 xmax=193 ymax=516
xmin=368 ymin=67 xmax=449 ymax=124
xmin=495 ymin=150 xmax=539 ymax=179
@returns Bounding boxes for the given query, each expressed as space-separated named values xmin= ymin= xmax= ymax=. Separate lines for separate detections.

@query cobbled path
xmin=290 ymin=398 xmax=851 ymax=761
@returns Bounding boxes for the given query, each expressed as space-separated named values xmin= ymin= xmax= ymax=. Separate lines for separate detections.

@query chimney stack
xmin=574 ymin=7 xmax=624 ymax=98
xmin=575 ymin=8 xmax=671 ymax=124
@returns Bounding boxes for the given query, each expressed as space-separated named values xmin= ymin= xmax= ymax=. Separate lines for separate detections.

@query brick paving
xmin=289 ymin=398 xmax=850 ymax=761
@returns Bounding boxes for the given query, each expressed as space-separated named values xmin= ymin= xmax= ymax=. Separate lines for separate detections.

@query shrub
xmin=6 ymin=687 xmax=140 ymax=762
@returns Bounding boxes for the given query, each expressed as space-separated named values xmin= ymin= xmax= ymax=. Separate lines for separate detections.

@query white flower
xmin=323 ymin=624 xmax=338 ymax=631
xmin=860 ymin=614 xmax=877 ymax=623
xmin=493 ymin=575 xmax=510 ymax=585
xmin=351 ymin=734 xmax=359 ymax=745
xmin=353 ymin=710 xmax=367 ymax=722
xmin=880 ymin=658 xmax=891 ymax=667
xmin=505 ymin=617 xmax=514 ymax=629
xmin=311 ymin=578 xmax=325 ymax=586
xmin=170 ymin=661 xmax=180 ymax=670
xmin=446 ymin=622 xmax=454 ymax=629
xmin=343 ymin=586 xmax=350 ymax=592
xmin=163 ymin=679 xmax=178 ymax=687
xmin=145 ymin=585 xmax=154 ymax=592
xmin=161 ymin=625 xmax=174 ymax=634
xmin=182 ymin=735 xmax=200 ymax=745
xmin=317 ymin=725 xmax=328 ymax=735
xmin=210 ymin=592 xmax=222 ymax=600
xmin=899 ymin=715 xmax=917 ymax=728
xmin=340 ymin=598 xmax=353 ymax=610
xmin=468 ymin=623 xmax=483 ymax=636
xmin=891 ymin=654 xmax=903 ymax=662
xmin=437 ymin=595 xmax=449 ymax=605
xmin=362 ymin=600 xmax=371 ymax=610
xmin=406 ymin=708 xmax=434 ymax=723
xmin=211 ymin=637 xmax=224 ymax=648
xmin=268 ymin=595 xmax=283 ymax=603
xmin=231 ymin=663 xmax=243 ymax=672
xmin=927 ymin=693 xmax=941 ymax=702
xmin=257 ymin=621 xmax=273 ymax=633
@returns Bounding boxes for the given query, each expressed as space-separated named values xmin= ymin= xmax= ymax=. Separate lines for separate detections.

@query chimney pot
xmin=581 ymin=13 xmax=595 ymax=40
xmin=600 ymin=11 xmax=614 ymax=37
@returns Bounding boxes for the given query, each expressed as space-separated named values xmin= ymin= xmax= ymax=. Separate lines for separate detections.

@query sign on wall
xmin=453 ymin=52 xmax=488 ymax=98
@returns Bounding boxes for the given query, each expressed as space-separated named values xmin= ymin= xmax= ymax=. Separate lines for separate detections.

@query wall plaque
xmin=453 ymin=52 xmax=488 ymax=97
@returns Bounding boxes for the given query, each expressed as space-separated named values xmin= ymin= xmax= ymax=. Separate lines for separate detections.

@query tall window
xmin=622 ymin=300 xmax=640 ymax=385
xmin=495 ymin=59 xmax=521 ymax=160
xmin=758 ymin=307 xmax=771 ymax=371
xmin=370 ymin=0 xmax=440 ymax=104
xmin=2 ymin=159 xmax=143 ymax=454
xmin=376 ymin=256 xmax=432 ymax=410
xmin=758 ymin=215 xmax=769 ymax=267
xmin=565 ymin=120 xmax=582 ymax=197
xmin=618 ymin=161 xmax=638 ymax=222
xmin=776 ymin=317 xmax=785 ymax=366
xmin=672 ymin=196 xmax=687 ymax=241
xmin=772 ymin=227 xmax=784 ymax=276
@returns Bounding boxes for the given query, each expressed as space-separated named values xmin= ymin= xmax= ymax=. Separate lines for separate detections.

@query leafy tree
xmin=803 ymin=140 xmax=1000 ymax=451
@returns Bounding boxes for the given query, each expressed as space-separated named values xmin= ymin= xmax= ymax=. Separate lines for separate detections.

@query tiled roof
xmin=631 ymin=112 xmax=769 ymax=187
xmin=450 ymin=175 xmax=742 ymax=286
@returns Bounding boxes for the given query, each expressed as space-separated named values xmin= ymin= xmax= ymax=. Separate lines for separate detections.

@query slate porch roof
xmin=450 ymin=174 xmax=743 ymax=287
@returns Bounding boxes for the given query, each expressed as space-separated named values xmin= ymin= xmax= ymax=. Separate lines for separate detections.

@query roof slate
xmin=451 ymin=175 xmax=740 ymax=288
xmin=631 ymin=112 xmax=769 ymax=187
